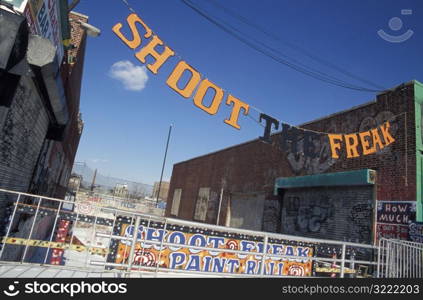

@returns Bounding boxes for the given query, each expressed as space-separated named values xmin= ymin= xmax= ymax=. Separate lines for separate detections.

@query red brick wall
xmin=166 ymin=83 xmax=416 ymax=233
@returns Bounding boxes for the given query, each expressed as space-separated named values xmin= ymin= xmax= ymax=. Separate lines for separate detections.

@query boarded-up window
xmin=194 ymin=187 xmax=210 ymax=221
xmin=229 ymin=192 xmax=265 ymax=231
xmin=171 ymin=188 xmax=182 ymax=216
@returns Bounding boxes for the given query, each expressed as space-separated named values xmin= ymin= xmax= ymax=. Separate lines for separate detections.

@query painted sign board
xmin=409 ymin=222 xmax=423 ymax=243
xmin=377 ymin=201 xmax=416 ymax=225
xmin=20 ymin=0 xmax=64 ymax=63
xmin=376 ymin=223 xmax=409 ymax=241
xmin=111 ymin=221 xmax=314 ymax=276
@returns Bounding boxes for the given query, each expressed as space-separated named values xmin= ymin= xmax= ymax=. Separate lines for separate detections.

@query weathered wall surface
xmin=0 ymin=77 xmax=49 ymax=233
xmin=166 ymin=82 xmax=416 ymax=242
xmin=28 ymin=12 xmax=87 ymax=200
xmin=281 ymin=186 xmax=374 ymax=243
xmin=229 ymin=192 xmax=265 ymax=231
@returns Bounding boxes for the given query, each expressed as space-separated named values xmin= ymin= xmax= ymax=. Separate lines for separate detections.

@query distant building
xmin=152 ymin=181 xmax=170 ymax=201
xmin=114 ymin=183 xmax=129 ymax=198
xmin=68 ymin=174 xmax=82 ymax=193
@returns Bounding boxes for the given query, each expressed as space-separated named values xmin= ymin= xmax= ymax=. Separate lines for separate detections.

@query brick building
xmin=166 ymin=80 xmax=423 ymax=245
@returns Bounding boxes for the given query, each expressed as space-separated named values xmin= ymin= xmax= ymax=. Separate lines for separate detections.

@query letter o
xmin=193 ymin=79 xmax=224 ymax=115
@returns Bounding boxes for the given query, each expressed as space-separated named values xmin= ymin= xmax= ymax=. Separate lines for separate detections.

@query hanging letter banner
xmin=113 ymin=13 xmax=250 ymax=131
xmin=113 ymin=13 xmax=397 ymax=160
xmin=328 ymin=121 xmax=395 ymax=159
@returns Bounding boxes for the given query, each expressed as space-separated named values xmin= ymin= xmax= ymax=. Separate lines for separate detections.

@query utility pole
xmin=156 ymin=124 xmax=173 ymax=207
xmin=90 ymin=168 xmax=97 ymax=192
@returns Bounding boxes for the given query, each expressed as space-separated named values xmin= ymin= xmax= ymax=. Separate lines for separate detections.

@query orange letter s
xmin=112 ymin=13 xmax=152 ymax=49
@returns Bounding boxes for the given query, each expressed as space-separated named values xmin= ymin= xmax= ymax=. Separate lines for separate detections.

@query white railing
xmin=0 ymin=188 xmax=380 ymax=278
xmin=74 ymin=192 xmax=164 ymax=216
xmin=377 ymin=238 xmax=423 ymax=278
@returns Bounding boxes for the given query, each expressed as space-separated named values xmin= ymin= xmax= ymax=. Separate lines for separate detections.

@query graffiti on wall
xmin=349 ymin=203 xmax=372 ymax=242
xmin=280 ymin=111 xmax=397 ymax=174
xmin=284 ymin=195 xmax=335 ymax=234
xmin=279 ymin=124 xmax=336 ymax=175
xmin=110 ymin=221 xmax=314 ymax=276
xmin=282 ymin=187 xmax=374 ymax=243
xmin=359 ymin=111 xmax=399 ymax=161
xmin=409 ymin=222 xmax=423 ymax=243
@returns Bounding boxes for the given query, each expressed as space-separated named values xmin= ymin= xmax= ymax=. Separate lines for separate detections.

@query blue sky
xmin=73 ymin=0 xmax=423 ymax=185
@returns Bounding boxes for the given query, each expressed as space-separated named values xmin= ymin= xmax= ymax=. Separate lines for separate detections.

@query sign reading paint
xmin=112 ymin=222 xmax=314 ymax=276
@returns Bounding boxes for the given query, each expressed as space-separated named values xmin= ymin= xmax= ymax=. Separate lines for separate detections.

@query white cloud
xmin=109 ymin=60 xmax=148 ymax=91
xmin=91 ymin=158 xmax=109 ymax=164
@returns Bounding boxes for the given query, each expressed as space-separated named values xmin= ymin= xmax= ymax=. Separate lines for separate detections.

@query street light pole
xmin=156 ymin=124 xmax=173 ymax=207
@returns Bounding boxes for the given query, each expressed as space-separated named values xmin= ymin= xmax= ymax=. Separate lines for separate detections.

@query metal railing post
xmin=154 ymin=219 xmax=168 ymax=277
xmin=396 ymin=243 xmax=400 ymax=278
xmin=376 ymin=239 xmax=381 ymax=278
xmin=22 ymin=197 xmax=42 ymax=263
xmin=385 ymin=241 xmax=390 ymax=277
xmin=340 ymin=243 xmax=346 ymax=278
xmin=85 ymin=214 xmax=99 ymax=268
xmin=67 ymin=209 xmax=80 ymax=263
xmin=411 ymin=245 xmax=418 ymax=278
xmin=43 ymin=202 xmax=63 ymax=264
xmin=105 ymin=210 xmax=117 ymax=270
xmin=137 ymin=216 xmax=151 ymax=273
xmin=0 ymin=193 xmax=21 ymax=259
xmin=120 ymin=217 xmax=133 ymax=274
xmin=126 ymin=215 xmax=141 ymax=276
xmin=260 ymin=235 xmax=268 ymax=277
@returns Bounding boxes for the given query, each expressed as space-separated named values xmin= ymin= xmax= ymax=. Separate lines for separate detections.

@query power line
xmin=120 ymin=0 xmax=136 ymax=13
xmin=116 ymin=0 xmax=386 ymax=132
xmin=180 ymin=0 xmax=383 ymax=93
xmin=182 ymin=0 xmax=381 ymax=92
xmin=206 ymin=0 xmax=386 ymax=91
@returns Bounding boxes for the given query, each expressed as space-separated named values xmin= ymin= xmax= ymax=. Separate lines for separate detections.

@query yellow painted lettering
xmin=371 ymin=128 xmax=385 ymax=151
xmin=359 ymin=131 xmax=375 ymax=155
xmin=166 ymin=61 xmax=201 ymax=98
xmin=135 ymin=35 xmax=175 ymax=74
xmin=344 ymin=133 xmax=360 ymax=158
xmin=112 ymin=13 xmax=152 ymax=49
xmin=380 ymin=121 xmax=395 ymax=145
xmin=193 ymin=79 xmax=224 ymax=115
xmin=328 ymin=134 xmax=343 ymax=159
xmin=224 ymin=95 xmax=250 ymax=130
